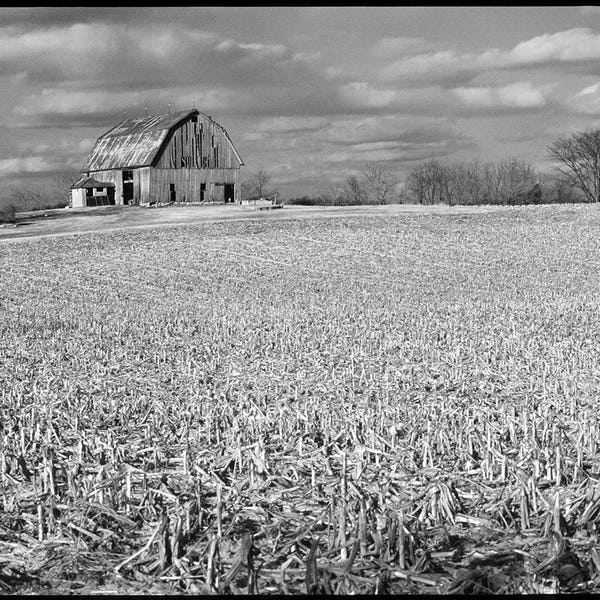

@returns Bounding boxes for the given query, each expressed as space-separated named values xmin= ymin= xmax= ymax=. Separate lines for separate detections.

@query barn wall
xmin=86 ymin=169 xmax=126 ymax=205
xmin=148 ymin=168 xmax=240 ymax=203
xmin=154 ymin=114 xmax=242 ymax=170
xmin=88 ymin=166 xmax=240 ymax=204
xmin=71 ymin=189 xmax=86 ymax=208
xmin=135 ymin=167 xmax=151 ymax=205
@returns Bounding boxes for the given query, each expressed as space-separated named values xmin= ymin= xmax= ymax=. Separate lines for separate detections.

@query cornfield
xmin=1 ymin=204 xmax=600 ymax=594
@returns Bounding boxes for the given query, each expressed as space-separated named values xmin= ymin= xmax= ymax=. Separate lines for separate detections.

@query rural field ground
xmin=1 ymin=203 xmax=600 ymax=594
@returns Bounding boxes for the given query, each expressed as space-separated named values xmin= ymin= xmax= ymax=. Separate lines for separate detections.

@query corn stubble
xmin=1 ymin=205 xmax=600 ymax=594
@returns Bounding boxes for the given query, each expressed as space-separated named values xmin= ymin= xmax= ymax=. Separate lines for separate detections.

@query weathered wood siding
xmin=148 ymin=168 xmax=240 ymax=203
xmin=155 ymin=114 xmax=242 ymax=170
xmin=83 ymin=169 xmax=124 ymax=204
xmin=136 ymin=167 xmax=151 ymax=204
xmin=71 ymin=188 xmax=86 ymax=208
xmin=82 ymin=168 xmax=150 ymax=205
xmin=85 ymin=167 xmax=240 ymax=204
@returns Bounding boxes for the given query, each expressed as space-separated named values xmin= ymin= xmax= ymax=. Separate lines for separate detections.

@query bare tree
xmin=361 ymin=163 xmax=399 ymax=204
xmin=405 ymin=163 xmax=427 ymax=204
xmin=53 ymin=170 xmax=80 ymax=207
xmin=405 ymin=158 xmax=540 ymax=205
xmin=240 ymin=168 xmax=276 ymax=201
xmin=340 ymin=175 xmax=365 ymax=205
xmin=448 ymin=160 xmax=483 ymax=206
xmin=253 ymin=168 xmax=272 ymax=198
xmin=318 ymin=184 xmax=342 ymax=206
xmin=405 ymin=160 xmax=450 ymax=205
xmin=9 ymin=170 xmax=79 ymax=211
xmin=495 ymin=157 xmax=538 ymax=205
xmin=548 ymin=129 xmax=600 ymax=203
xmin=540 ymin=172 xmax=584 ymax=204
xmin=9 ymin=184 xmax=46 ymax=210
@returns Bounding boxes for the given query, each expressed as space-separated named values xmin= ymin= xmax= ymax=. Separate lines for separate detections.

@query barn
xmin=71 ymin=108 xmax=244 ymax=208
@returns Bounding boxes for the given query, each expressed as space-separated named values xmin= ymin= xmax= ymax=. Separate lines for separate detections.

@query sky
xmin=4 ymin=6 xmax=600 ymax=198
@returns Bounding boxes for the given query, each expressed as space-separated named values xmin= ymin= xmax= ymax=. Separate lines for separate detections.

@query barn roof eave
xmin=87 ymin=163 xmax=150 ymax=172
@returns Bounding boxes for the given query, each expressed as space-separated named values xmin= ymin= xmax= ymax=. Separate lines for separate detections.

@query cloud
xmin=0 ymin=23 xmax=327 ymax=91
xmin=11 ymin=86 xmax=234 ymax=128
xmin=5 ymin=18 xmax=575 ymax=129
xmin=567 ymin=80 xmax=600 ymax=114
xmin=579 ymin=6 xmax=600 ymax=15
xmin=0 ymin=7 xmax=160 ymax=27
xmin=246 ymin=114 xmax=468 ymax=148
xmin=0 ymin=156 xmax=58 ymax=178
xmin=370 ymin=36 xmax=435 ymax=59
xmin=577 ymin=82 xmax=600 ymax=95
xmin=453 ymin=82 xmax=547 ymax=110
xmin=322 ymin=143 xmax=460 ymax=166
xmin=334 ymin=81 xmax=468 ymax=115
xmin=323 ymin=115 xmax=466 ymax=146
xmin=378 ymin=27 xmax=600 ymax=87
xmin=1 ymin=21 xmax=356 ymax=127
xmin=378 ymin=49 xmax=494 ymax=86
xmin=332 ymin=79 xmax=548 ymax=117
xmin=243 ymin=114 xmax=473 ymax=177
xmin=507 ymin=28 xmax=600 ymax=65
xmin=244 ymin=116 xmax=330 ymax=140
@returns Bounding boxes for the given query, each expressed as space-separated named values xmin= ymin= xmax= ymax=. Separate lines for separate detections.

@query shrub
xmin=0 ymin=203 xmax=17 ymax=224
xmin=284 ymin=196 xmax=318 ymax=206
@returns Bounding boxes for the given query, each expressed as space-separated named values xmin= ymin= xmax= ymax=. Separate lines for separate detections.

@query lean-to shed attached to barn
xmin=73 ymin=109 xmax=244 ymax=207
xmin=70 ymin=176 xmax=116 ymax=208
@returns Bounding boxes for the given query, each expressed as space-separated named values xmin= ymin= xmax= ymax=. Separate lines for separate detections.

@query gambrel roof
xmin=84 ymin=109 xmax=243 ymax=171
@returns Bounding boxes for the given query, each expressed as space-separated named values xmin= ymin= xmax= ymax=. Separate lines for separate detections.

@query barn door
xmin=122 ymin=170 xmax=133 ymax=205
xmin=224 ymin=184 xmax=235 ymax=203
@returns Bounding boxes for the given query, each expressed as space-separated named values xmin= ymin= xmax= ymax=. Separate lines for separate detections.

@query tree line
xmin=280 ymin=127 xmax=600 ymax=206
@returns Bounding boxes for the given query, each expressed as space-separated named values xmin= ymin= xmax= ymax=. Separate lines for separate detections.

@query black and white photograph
xmin=2 ymin=5 xmax=600 ymax=595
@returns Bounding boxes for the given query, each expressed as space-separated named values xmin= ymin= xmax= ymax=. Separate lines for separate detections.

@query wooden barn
xmin=72 ymin=109 xmax=244 ymax=207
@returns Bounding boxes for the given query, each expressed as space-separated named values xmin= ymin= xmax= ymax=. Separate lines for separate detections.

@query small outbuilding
xmin=72 ymin=108 xmax=244 ymax=207
xmin=70 ymin=176 xmax=116 ymax=208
